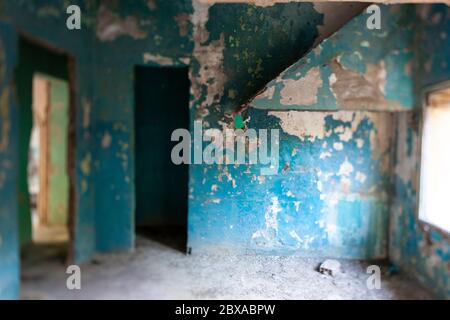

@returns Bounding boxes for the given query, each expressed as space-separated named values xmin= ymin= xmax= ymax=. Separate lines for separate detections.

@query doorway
xmin=28 ymin=74 xmax=70 ymax=244
xmin=134 ymin=66 xmax=190 ymax=252
xmin=16 ymin=36 xmax=74 ymax=271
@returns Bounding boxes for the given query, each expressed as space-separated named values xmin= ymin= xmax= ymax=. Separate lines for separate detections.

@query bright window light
xmin=419 ymin=87 xmax=450 ymax=233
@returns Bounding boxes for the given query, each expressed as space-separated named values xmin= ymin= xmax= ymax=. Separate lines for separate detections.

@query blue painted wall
xmin=0 ymin=22 xmax=19 ymax=299
xmin=390 ymin=112 xmax=450 ymax=299
xmin=188 ymin=5 xmax=411 ymax=258
xmin=417 ymin=4 xmax=450 ymax=88
xmin=251 ymin=5 xmax=415 ymax=111
xmin=91 ymin=0 xmax=194 ymax=252
xmin=189 ymin=108 xmax=393 ymax=258
xmin=389 ymin=4 xmax=450 ymax=299
xmin=0 ymin=0 xmax=96 ymax=299
xmin=90 ymin=1 xmax=326 ymax=253
xmin=2 ymin=0 xmax=98 ymax=264
xmin=1 ymin=1 xmax=450 ymax=300
xmin=244 ymin=4 xmax=450 ymax=297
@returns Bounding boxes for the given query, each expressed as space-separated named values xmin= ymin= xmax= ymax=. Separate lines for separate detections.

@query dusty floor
xmin=21 ymin=231 xmax=433 ymax=300
xmin=32 ymin=225 xmax=69 ymax=244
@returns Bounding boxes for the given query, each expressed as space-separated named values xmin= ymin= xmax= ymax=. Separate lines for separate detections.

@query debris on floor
xmin=20 ymin=235 xmax=433 ymax=300
xmin=319 ymin=259 xmax=342 ymax=277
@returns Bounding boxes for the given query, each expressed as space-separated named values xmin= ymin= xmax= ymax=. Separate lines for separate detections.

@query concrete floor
xmin=32 ymin=225 xmax=69 ymax=244
xmin=21 ymin=232 xmax=433 ymax=300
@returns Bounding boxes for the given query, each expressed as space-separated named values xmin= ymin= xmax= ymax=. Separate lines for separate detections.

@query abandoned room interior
xmin=0 ymin=0 xmax=449 ymax=300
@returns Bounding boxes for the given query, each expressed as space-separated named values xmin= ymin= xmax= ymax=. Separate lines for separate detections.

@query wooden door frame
xmin=33 ymin=76 xmax=51 ymax=227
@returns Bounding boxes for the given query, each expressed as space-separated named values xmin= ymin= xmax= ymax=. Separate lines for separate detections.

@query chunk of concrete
xmin=319 ymin=259 xmax=341 ymax=276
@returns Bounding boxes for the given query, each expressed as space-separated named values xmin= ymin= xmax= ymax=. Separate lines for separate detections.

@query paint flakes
xmin=80 ymin=153 xmax=92 ymax=194
xmin=279 ymin=67 xmax=322 ymax=106
xmin=360 ymin=41 xmax=370 ymax=47
xmin=356 ymin=138 xmax=364 ymax=148
xmin=289 ymin=230 xmax=302 ymax=243
xmin=356 ymin=171 xmax=367 ymax=183
xmin=268 ymin=111 xmax=327 ymax=142
xmin=256 ymin=86 xmax=275 ymax=100
xmin=252 ymin=197 xmax=282 ymax=246
xmin=365 ymin=61 xmax=387 ymax=94
xmin=97 ymin=5 xmax=147 ymax=42
xmin=333 ymin=142 xmax=344 ymax=151
xmin=317 ymin=180 xmax=323 ymax=192
xmin=319 ymin=151 xmax=332 ymax=159
xmin=294 ymin=201 xmax=300 ymax=212
xmin=337 ymin=158 xmax=354 ymax=177
xmin=102 ymin=132 xmax=112 ymax=149
xmin=329 ymin=59 xmax=401 ymax=110
xmin=143 ymin=53 xmax=174 ymax=66
xmin=191 ymin=1 xmax=226 ymax=114
xmin=80 ymin=153 xmax=92 ymax=176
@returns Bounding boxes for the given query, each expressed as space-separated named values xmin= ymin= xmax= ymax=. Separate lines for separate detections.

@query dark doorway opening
xmin=134 ymin=66 xmax=190 ymax=252
xmin=15 ymin=36 xmax=76 ymax=287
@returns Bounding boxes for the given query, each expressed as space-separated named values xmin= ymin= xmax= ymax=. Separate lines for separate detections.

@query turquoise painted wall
xmin=0 ymin=0 xmax=96 ymax=299
xmin=189 ymin=5 xmax=416 ymax=258
xmin=2 ymin=0 xmax=98 ymax=265
xmin=91 ymin=1 xmax=326 ymax=253
xmin=251 ymin=5 xmax=415 ymax=111
xmin=0 ymin=22 xmax=19 ymax=300
xmin=91 ymin=0 xmax=194 ymax=252
xmin=389 ymin=4 xmax=450 ymax=299
xmin=189 ymin=108 xmax=394 ymax=258
xmin=417 ymin=4 xmax=450 ymax=88
xmin=245 ymin=5 xmax=450 ymax=297
xmin=1 ymin=1 xmax=450 ymax=300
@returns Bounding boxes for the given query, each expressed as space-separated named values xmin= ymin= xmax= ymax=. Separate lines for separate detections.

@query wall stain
xmin=96 ymin=4 xmax=147 ymax=42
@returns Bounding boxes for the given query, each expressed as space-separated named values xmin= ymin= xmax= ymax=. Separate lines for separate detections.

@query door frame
xmin=17 ymin=32 xmax=77 ymax=263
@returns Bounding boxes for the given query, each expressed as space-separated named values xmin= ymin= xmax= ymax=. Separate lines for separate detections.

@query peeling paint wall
xmin=189 ymin=108 xmax=394 ymax=258
xmin=251 ymin=5 xmax=415 ymax=111
xmin=0 ymin=0 xmax=97 ymax=299
xmin=0 ymin=2 xmax=368 ymax=287
xmin=0 ymin=22 xmax=19 ymax=300
xmin=246 ymin=3 xmax=450 ymax=297
xmin=389 ymin=4 xmax=450 ymax=299
xmin=92 ymin=0 xmax=193 ymax=252
xmin=91 ymin=0 xmax=329 ymax=253
xmin=201 ymin=4 xmax=414 ymax=258
xmin=1 ymin=0 xmax=449 ymax=300
xmin=390 ymin=111 xmax=450 ymax=299
xmin=416 ymin=4 xmax=450 ymax=88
